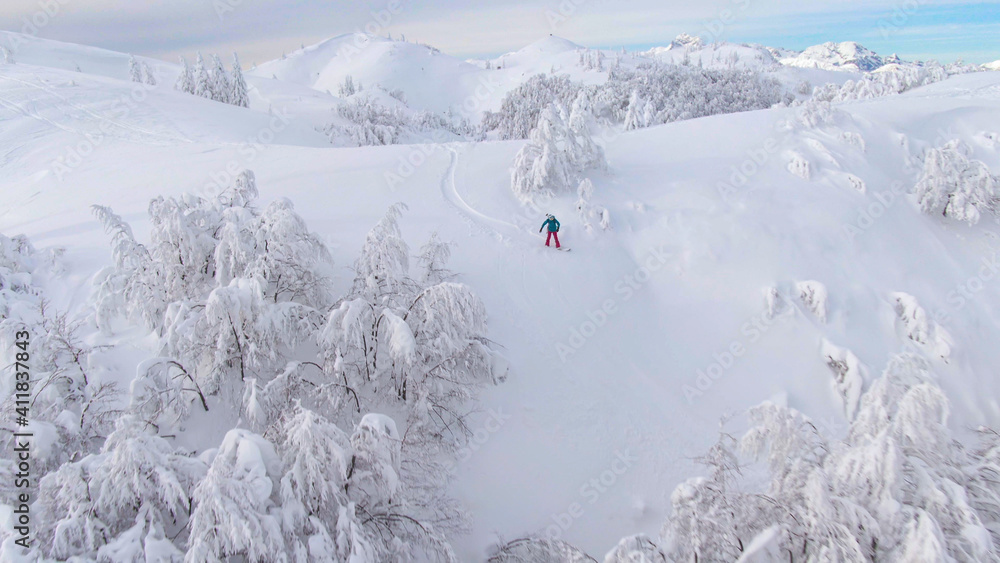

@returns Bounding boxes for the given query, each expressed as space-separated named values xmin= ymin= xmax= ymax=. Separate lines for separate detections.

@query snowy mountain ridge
xmin=779 ymin=40 xmax=887 ymax=72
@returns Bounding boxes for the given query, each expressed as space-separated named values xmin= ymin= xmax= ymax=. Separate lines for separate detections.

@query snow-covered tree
xmin=488 ymin=537 xmax=595 ymax=562
xmin=604 ymin=535 xmax=665 ymax=562
xmin=175 ymin=56 xmax=195 ymax=94
xmin=193 ymin=52 xmax=211 ymax=99
xmin=482 ymin=74 xmax=581 ymax=140
xmin=129 ymin=357 xmax=208 ymax=432
xmin=34 ymin=462 xmax=108 ymax=559
xmin=348 ymin=202 xmax=413 ymax=303
xmin=338 ymin=75 xmax=358 ymax=97
xmin=141 ymin=61 xmax=157 ymax=86
xmin=511 ymin=101 xmax=606 ymax=204
xmin=1 ymin=46 xmax=14 ymax=64
xmin=128 ymin=54 xmax=142 ymax=83
xmin=623 ymin=90 xmax=644 ymax=131
xmin=83 ymin=182 xmax=501 ymax=562
xmin=417 ymin=232 xmax=454 ymax=285
xmin=186 ymin=429 xmax=287 ymax=562
xmin=619 ymin=354 xmax=1000 ymax=561
xmin=210 ymin=53 xmax=231 ymax=104
xmin=274 ymin=405 xmax=356 ymax=560
xmin=230 ymin=53 xmax=249 ymax=108
xmin=35 ymin=415 xmax=205 ymax=560
xmin=915 ymin=139 xmax=999 ymax=224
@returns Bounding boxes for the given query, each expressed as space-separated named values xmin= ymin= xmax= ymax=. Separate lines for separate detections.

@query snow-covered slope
xmin=3 ymin=32 xmax=1000 ymax=561
xmin=986 ymin=59 xmax=1000 ymax=71
xmin=251 ymin=33 xmax=489 ymax=115
xmin=253 ymin=34 xmax=616 ymax=119
xmin=0 ymin=30 xmax=165 ymax=80
xmin=781 ymin=41 xmax=887 ymax=72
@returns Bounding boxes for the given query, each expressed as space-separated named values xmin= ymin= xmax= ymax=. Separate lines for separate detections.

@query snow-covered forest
xmin=2 ymin=18 xmax=1000 ymax=562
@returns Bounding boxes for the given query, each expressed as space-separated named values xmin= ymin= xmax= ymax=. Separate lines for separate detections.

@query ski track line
xmin=0 ymin=74 xmax=193 ymax=145
xmin=440 ymin=144 xmax=526 ymax=244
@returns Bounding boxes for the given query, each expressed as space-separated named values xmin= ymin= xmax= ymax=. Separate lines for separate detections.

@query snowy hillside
xmin=2 ymin=28 xmax=1000 ymax=562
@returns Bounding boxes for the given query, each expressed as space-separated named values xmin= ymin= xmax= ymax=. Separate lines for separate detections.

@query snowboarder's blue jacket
xmin=541 ymin=217 xmax=560 ymax=232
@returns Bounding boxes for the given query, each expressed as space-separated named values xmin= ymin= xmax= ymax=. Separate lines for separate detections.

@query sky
xmin=1 ymin=0 xmax=998 ymax=65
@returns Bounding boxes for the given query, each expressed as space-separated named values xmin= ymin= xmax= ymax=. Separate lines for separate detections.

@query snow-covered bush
xmin=914 ymin=139 xmax=1000 ymax=224
xmin=576 ymin=178 xmax=611 ymax=233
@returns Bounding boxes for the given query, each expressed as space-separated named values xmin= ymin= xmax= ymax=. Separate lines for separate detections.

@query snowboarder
xmin=539 ymin=214 xmax=561 ymax=248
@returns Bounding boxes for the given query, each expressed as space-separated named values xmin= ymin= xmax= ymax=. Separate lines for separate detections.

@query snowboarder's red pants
xmin=546 ymin=231 xmax=560 ymax=248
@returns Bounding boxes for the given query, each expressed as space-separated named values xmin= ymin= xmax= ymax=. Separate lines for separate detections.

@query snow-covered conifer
xmin=175 ymin=56 xmax=194 ymax=94
xmin=141 ymin=61 xmax=157 ymax=85
xmin=230 ymin=53 xmax=249 ymax=108
xmin=339 ymin=75 xmax=358 ymax=97
xmin=128 ymin=54 xmax=142 ymax=83
xmin=349 ymin=202 xmax=412 ymax=302
xmin=193 ymin=52 xmax=211 ymax=98
xmin=417 ymin=232 xmax=453 ymax=285
xmin=210 ymin=53 xmax=231 ymax=103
